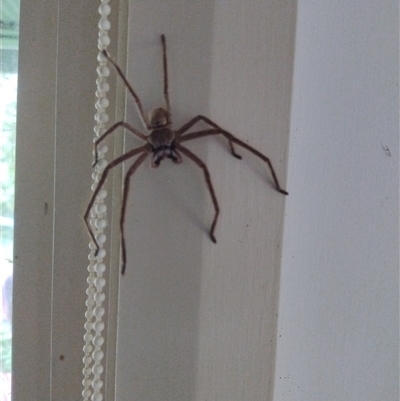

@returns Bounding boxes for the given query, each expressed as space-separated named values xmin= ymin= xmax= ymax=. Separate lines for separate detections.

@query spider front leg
xmin=177 ymin=117 xmax=288 ymax=195
xmin=102 ymin=50 xmax=152 ymax=131
xmin=84 ymin=145 xmax=150 ymax=256
xmin=177 ymin=144 xmax=219 ymax=243
xmin=229 ymin=135 xmax=288 ymax=195
xmin=176 ymin=115 xmax=242 ymax=159
xmin=160 ymin=34 xmax=171 ymax=123
xmin=93 ymin=121 xmax=147 ymax=167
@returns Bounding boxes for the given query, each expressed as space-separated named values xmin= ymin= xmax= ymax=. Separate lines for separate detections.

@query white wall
xmin=274 ymin=2 xmax=399 ymax=400
xmin=115 ymin=1 xmax=294 ymax=401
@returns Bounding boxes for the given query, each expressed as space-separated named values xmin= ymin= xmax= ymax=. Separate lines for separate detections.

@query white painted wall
xmin=115 ymin=1 xmax=294 ymax=401
xmin=274 ymin=1 xmax=399 ymax=400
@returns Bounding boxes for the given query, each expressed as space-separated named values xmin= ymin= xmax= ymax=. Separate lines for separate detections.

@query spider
xmin=85 ymin=34 xmax=288 ymax=275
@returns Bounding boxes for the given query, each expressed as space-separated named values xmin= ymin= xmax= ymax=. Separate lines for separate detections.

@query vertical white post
xmin=274 ymin=1 xmax=399 ymax=400
xmin=115 ymin=2 xmax=295 ymax=400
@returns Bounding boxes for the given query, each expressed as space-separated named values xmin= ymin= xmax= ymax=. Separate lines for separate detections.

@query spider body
xmin=147 ymin=123 xmax=182 ymax=167
xmin=85 ymin=35 xmax=288 ymax=274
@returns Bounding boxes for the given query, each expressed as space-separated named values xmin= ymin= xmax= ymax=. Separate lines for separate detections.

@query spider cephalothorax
xmin=149 ymin=138 xmax=182 ymax=168
xmin=85 ymin=35 xmax=288 ymax=274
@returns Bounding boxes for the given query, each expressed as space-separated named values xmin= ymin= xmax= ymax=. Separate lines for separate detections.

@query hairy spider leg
xmin=161 ymin=34 xmax=171 ymax=123
xmin=84 ymin=144 xmax=151 ymax=256
xmin=93 ymin=121 xmax=147 ymax=167
xmin=230 ymin=135 xmax=288 ymax=195
xmin=103 ymin=50 xmax=151 ymax=131
xmin=178 ymin=124 xmax=288 ymax=195
xmin=175 ymin=115 xmax=242 ymax=159
xmin=120 ymin=151 xmax=150 ymax=275
xmin=176 ymin=144 xmax=219 ymax=243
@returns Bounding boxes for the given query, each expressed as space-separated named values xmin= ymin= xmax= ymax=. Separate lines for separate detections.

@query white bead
xmin=95 ymin=112 xmax=109 ymax=123
xmin=83 ymin=356 xmax=92 ymax=365
xmin=89 ymin=241 xmax=97 ymax=250
xmin=82 ymin=366 xmax=92 ymax=376
xmin=98 ymin=144 xmax=108 ymax=155
xmin=95 ymin=219 xmax=107 ymax=229
xmin=86 ymin=287 xmax=96 ymax=296
xmin=93 ymin=335 xmax=104 ymax=347
xmin=91 ymin=392 xmax=103 ymax=401
xmin=84 ymin=333 xmax=93 ymax=342
xmin=82 ymin=388 xmax=91 ymax=398
xmin=97 ymin=248 xmax=106 ymax=258
xmin=87 ymin=276 xmax=95 ymax=285
xmin=92 ymin=379 xmax=104 ymax=390
xmin=85 ymin=310 xmax=93 ymax=319
xmin=95 ymin=262 xmax=106 ymax=273
xmin=84 ymin=321 xmax=93 ymax=331
xmin=83 ymin=344 xmax=93 ymax=354
xmin=88 ymin=252 xmax=97 ymax=262
xmin=98 ymin=18 xmax=110 ymax=31
xmin=94 ymin=292 xmax=105 ymax=303
xmin=98 ymin=35 xmax=111 ymax=47
xmin=97 ymin=80 xmax=110 ymax=93
xmin=97 ymin=189 xmax=107 ymax=199
xmin=85 ymin=298 xmax=95 ymax=307
xmin=93 ymin=350 xmax=104 ymax=362
xmin=97 ymin=65 xmax=110 ymax=77
xmin=97 ymin=97 xmax=109 ymax=109
xmin=95 ymin=90 xmax=102 ymax=99
xmin=96 ymin=234 xmax=106 ymax=244
xmin=92 ymin=175 xmax=100 ymax=184
xmin=94 ymin=125 xmax=105 ymax=135
xmin=94 ymin=321 xmax=105 ymax=332
xmin=92 ymin=364 xmax=103 ymax=375
xmin=94 ymin=307 xmax=105 ymax=318
xmin=95 ymin=204 xmax=107 ymax=214
xmin=96 ymin=159 xmax=108 ymax=169
xmin=82 ymin=378 xmax=92 ymax=387
xmin=87 ymin=263 xmax=96 ymax=273
xmin=95 ymin=277 xmax=106 ymax=289
xmin=97 ymin=51 xmax=107 ymax=63
xmin=98 ymin=4 xmax=111 ymax=16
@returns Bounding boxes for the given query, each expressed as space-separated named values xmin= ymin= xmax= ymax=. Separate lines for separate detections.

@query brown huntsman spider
xmin=85 ymin=34 xmax=288 ymax=274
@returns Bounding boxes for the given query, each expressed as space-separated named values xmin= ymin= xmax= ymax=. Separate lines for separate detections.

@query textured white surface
xmin=274 ymin=2 xmax=399 ymax=400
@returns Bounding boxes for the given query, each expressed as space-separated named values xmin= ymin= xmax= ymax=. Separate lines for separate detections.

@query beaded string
xmin=82 ymin=2 xmax=111 ymax=401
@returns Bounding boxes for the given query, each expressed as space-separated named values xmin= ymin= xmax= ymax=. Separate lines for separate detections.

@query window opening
xmin=0 ymin=1 xmax=19 ymax=400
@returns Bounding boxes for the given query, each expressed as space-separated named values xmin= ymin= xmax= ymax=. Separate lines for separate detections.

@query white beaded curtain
xmin=82 ymin=1 xmax=112 ymax=400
